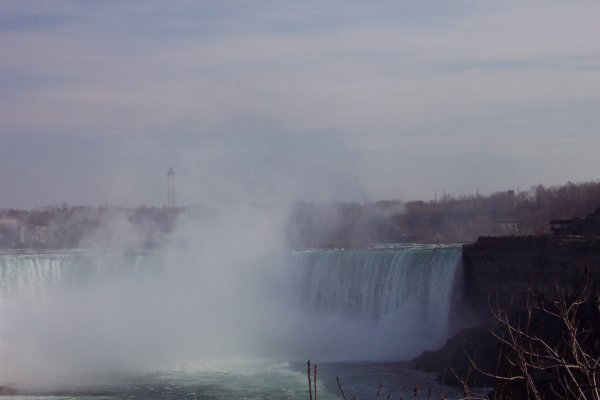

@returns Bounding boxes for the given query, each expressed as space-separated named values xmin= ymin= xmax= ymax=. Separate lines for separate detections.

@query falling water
xmin=0 ymin=245 xmax=462 ymax=398
xmin=286 ymin=245 xmax=461 ymax=361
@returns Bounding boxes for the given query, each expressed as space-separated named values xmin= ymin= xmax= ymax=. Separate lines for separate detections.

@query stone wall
xmin=462 ymin=235 xmax=600 ymax=316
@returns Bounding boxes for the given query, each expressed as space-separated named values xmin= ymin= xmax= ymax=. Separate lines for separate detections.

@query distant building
xmin=495 ymin=220 xmax=519 ymax=235
xmin=0 ymin=218 xmax=18 ymax=226
xmin=551 ymin=206 xmax=600 ymax=237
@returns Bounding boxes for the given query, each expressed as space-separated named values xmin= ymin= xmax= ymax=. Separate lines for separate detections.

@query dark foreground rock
xmin=413 ymin=297 xmax=600 ymax=399
xmin=412 ymin=324 xmax=498 ymax=388
xmin=414 ymin=227 xmax=600 ymax=398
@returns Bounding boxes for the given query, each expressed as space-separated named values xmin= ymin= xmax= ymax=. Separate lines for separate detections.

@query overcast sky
xmin=1 ymin=1 xmax=599 ymax=209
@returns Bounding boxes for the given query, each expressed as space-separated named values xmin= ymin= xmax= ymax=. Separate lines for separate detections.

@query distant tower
xmin=167 ymin=167 xmax=175 ymax=208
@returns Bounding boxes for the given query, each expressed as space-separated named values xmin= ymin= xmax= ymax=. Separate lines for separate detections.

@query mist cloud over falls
xmin=0 ymin=203 xmax=461 ymax=391
xmin=0 ymin=203 xmax=294 ymax=390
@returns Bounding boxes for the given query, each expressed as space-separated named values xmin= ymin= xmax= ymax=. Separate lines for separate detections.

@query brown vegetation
xmin=288 ymin=180 xmax=600 ymax=247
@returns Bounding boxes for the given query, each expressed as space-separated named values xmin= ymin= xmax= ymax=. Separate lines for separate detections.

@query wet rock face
xmin=411 ymin=323 xmax=498 ymax=386
xmin=461 ymin=235 xmax=600 ymax=316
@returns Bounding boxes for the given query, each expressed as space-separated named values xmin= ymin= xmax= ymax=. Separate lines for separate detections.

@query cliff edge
xmin=462 ymin=235 xmax=600 ymax=316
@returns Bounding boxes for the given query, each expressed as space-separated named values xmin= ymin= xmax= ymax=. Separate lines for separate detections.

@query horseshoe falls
xmin=0 ymin=245 xmax=462 ymax=399
xmin=286 ymin=246 xmax=461 ymax=361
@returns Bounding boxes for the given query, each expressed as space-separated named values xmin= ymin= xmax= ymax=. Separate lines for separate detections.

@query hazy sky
xmin=1 ymin=1 xmax=599 ymax=209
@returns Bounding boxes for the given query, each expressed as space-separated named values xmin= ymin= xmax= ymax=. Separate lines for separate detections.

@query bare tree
xmin=459 ymin=269 xmax=600 ymax=400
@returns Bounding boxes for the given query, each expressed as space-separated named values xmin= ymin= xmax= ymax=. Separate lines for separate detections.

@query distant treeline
xmin=2 ymin=180 xmax=600 ymax=250
xmin=0 ymin=205 xmax=184 ymax=249
xmin=287 ymin=180 xmax=600 ymax=247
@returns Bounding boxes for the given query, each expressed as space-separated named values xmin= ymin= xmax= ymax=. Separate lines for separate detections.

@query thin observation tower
xmin=167 ymin=167 xmax=176 ymax=209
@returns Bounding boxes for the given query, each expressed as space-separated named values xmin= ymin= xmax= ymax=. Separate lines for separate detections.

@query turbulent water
xmin=0 ymin=246 xmax=463 ymax=399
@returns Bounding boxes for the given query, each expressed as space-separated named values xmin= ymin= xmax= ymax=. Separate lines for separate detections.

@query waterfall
xmin=0 ymin=247 xmax=463 ymax=397
xmin=287 ymin=245 xmax=462 ymax=360
xmin=0 ymin=251 xmax=161 ymax=300
xmin=0 ymin=245 xmax=462 ymax=376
